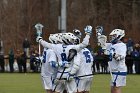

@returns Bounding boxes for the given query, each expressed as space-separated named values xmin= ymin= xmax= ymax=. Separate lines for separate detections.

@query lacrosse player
xmin=73 ymin=29 xmax=94 ymax=93
xmin=75 ymin=48 xmax=94 ymax=93
xmin=41 ymin=34 xmax=59 ymax=93
xmin=108 ymin=29 xmax=127 ymax=93
xmin=96 ymin=27 xmax=127 ymax=93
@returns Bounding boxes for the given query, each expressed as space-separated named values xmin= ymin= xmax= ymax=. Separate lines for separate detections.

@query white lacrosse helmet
xmin=49 ymin=34 xmax=58 ymax=44
xmin=109 ymin=29 xmax=125 ymax=43
xmin=62 ymin=32 xmax=77 ymax=45
xmin=57 ymin=33 xmax=63 ymax=43
xmin=49 ymin=33 xmax=63 ymax=44
xmin=73 ymin=29 xmax=82 ymax=39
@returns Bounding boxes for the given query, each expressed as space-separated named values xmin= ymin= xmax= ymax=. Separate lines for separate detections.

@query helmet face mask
xmin=74 ymin=38 xmax=80 ymax=44
xmin=109 ymin=34 xmax=117 ymax=42
xmin=96 ymin=26 xmax=103 ymax=36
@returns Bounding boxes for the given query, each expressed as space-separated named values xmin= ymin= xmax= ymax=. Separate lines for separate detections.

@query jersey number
xmin=83 ymin=51 xmax=91 ymax=63
xmin=61 ymin=53 xmax=67 ymax=61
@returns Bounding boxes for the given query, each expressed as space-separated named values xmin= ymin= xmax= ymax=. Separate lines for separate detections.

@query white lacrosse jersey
xmin=106 ymin=42 xmax=127 ymax=72
xmin=76 ymin=48 xmax=94 ymax=78
xmin=54 ymin=45 xmax=79 ymax=78
xmin=41 ymin=48 xmax=57 ymax=77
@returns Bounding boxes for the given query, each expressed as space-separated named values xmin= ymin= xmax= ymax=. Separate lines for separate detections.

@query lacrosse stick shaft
xmin=34 ymin=23 xmax=43 ymax=56
xmin=53 ymin=67 xmax=66 ymax=92
xmin=108 ymin=61 xmax=113 ymax=82
xmin=39 ymin=43 xmax=41 ymax=56
xmin=75 ymin=74 xmax=94 ymax=78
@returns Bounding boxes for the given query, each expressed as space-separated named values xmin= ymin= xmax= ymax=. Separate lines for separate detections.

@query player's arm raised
xmin=73 ymin=25 xmax=92 ymax=52
xmin=36 ymin=36 xmax=54 ymax=49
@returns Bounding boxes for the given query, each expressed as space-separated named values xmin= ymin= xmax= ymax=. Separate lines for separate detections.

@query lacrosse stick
xmin=61 ymin=73 xmax=94 ymax=80
xmin=35 ymin=23 xmax=44 ymax=71
xmin=107 ymin=48 xmax=115 ymax=83
xmin=96 ymin=26 xmax=107 ymax=50
xmin=53 ymin=67 xmax=66 ymax=92
xmin=108 ymin=61 xmax=113 ymax=83
xmin=35 ymin=23 xmax=44 ymax=57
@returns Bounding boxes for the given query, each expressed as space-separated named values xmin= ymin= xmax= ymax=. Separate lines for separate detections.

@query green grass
xmin=0 ymin=73 xmax=140 ymax=93
xmin=91 ymin=74 xmax=140 ymax=93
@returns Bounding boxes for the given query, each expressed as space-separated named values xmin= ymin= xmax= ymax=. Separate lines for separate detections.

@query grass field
xmin=0 ymin=73 xmax=140 ymax=93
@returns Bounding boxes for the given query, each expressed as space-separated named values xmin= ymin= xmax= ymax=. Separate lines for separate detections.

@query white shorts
xmin=41 ymin=76 xmax=53 ymax=90
xmin=66 ymin=79 xmax=77 ymax=93
xmin=54 ymin=79 xmax=77 ymax=93
xmin=54 ymin=72 xmax=67 ymax=92
xmin=111 ymin=72 xmax=127 ymax=87
xmin=76 ymin=77 xmax=93 ymax=92
xmin=54 ymin=80 xmax=66 ymax=93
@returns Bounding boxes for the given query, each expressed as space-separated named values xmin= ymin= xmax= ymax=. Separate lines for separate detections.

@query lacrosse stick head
xmin=97 ymin=35 xmax=107 ymax=49
xmin=96 ymin=26 xmax=103 ymax=36
xmin=35 ymin=23 xmax=44 ymax=36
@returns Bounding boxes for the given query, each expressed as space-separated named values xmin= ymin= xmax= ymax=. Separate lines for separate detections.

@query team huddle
xmin=36 ymin=25 xmax=127 ymax=93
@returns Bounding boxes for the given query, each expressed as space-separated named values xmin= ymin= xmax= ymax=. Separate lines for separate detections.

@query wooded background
xmin=0 ymin=0 xmax=140 ymax=54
